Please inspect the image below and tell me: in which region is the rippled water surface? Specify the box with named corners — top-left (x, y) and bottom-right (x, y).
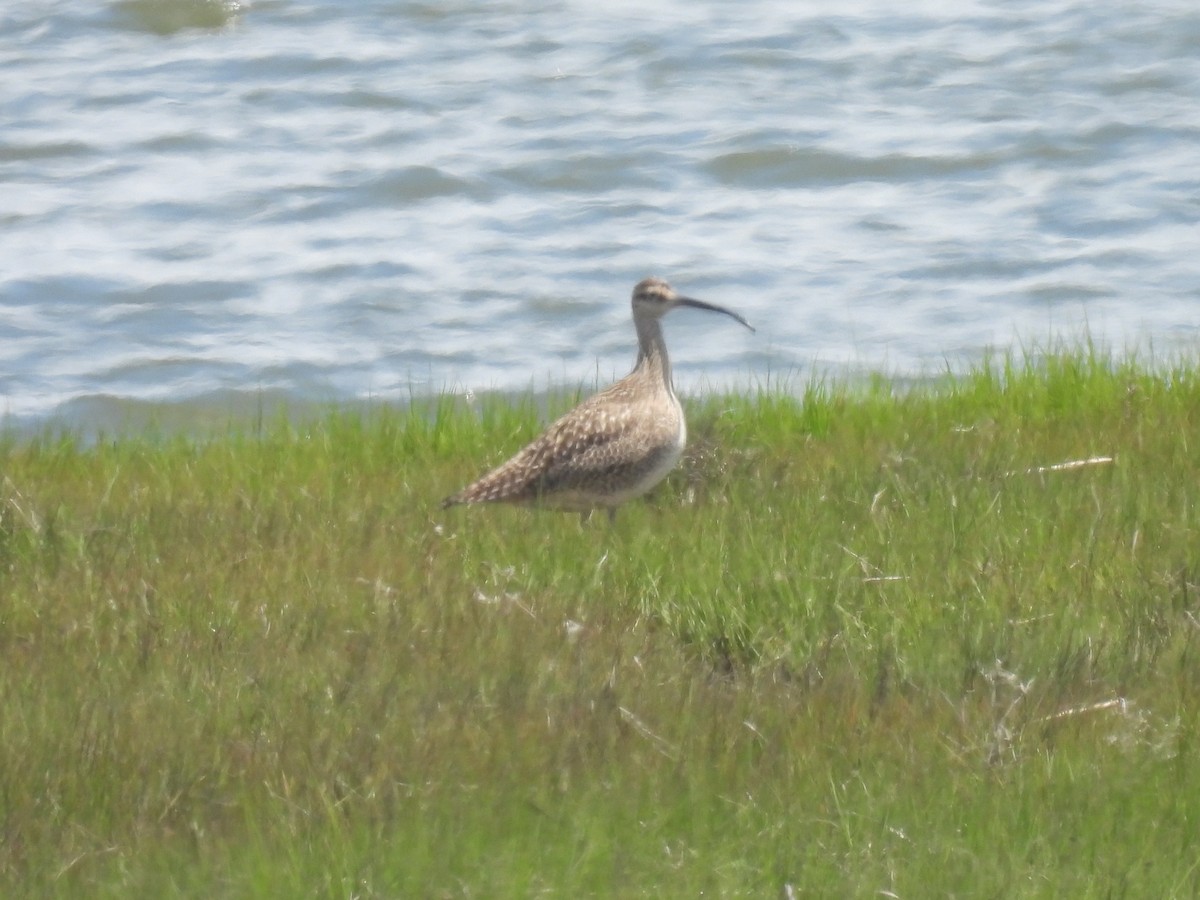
top-left (3, 0), bottom-right (1199, 428)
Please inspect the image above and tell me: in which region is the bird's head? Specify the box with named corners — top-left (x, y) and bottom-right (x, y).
top-left (631, 276), bottom-right (754, 331)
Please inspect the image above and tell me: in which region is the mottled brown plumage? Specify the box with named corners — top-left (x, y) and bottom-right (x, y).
top-left (441, 277), bottom-right (753, 518)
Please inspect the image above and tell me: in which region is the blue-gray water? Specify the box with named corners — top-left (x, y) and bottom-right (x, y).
top-left (3, 0), bottom-right (1199, 431)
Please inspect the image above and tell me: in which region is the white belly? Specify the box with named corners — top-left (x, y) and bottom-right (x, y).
top-left (596, 412), bottom-right (686, 509)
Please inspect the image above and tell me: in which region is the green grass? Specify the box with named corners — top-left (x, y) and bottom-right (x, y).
top-left (2, 348), bottom-right (1199, 896)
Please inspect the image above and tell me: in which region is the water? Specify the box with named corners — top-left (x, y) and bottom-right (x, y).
top-left (3, 0), bottom-right (1199, 431)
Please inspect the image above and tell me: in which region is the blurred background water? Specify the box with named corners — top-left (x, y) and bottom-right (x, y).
top-left (2, 0), bottom-right (1198, 432)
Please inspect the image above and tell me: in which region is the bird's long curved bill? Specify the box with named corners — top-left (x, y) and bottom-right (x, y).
top-left (677, 296), bottom-right (755, 332)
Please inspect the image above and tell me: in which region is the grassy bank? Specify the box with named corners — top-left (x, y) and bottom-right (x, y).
top-left (2, 350), bottom-right (1199, 896)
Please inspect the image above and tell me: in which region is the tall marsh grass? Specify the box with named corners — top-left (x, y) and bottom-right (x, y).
top-left (1, 350), bottom-right (1198, 896)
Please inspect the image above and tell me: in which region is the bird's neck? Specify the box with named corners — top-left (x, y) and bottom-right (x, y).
top-left (635, 315), bottom-right (674, 393)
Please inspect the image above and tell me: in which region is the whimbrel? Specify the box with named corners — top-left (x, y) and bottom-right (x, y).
top-left (441, 277), bottom-right (753, 519)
